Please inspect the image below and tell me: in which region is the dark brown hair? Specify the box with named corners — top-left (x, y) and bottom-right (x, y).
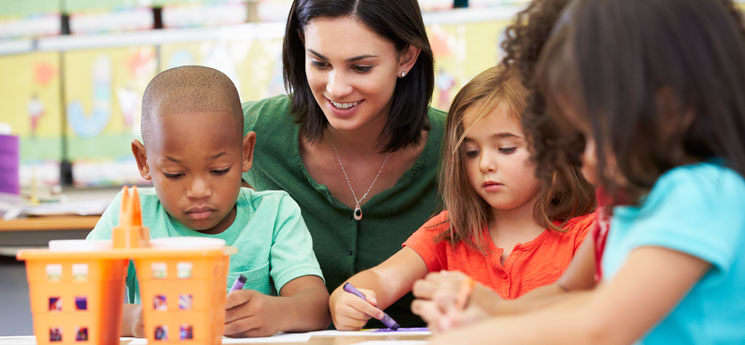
top-left (282, 0), bottom-right (434, 152)
top-left (536, 0), bottom-right (745, 204)
top-left (438, 65), bottom-right (595, 251)
top-left (141, 65), bottom-right (243, 146)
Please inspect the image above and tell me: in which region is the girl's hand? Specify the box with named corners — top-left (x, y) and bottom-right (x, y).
top-left (412, 270), bottom-right (468, 306)
top-left (224, 290), bottom-right (281, 337)
top-left (329, 285), bottom-right (385, 330)
top-left (411, 298), bottom-right (489, 333)
top-left (411, 271), bottom-right (493, 332)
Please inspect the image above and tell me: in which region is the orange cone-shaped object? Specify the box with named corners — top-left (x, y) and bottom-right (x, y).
top-left (113, 186), bottom-right (150, 249)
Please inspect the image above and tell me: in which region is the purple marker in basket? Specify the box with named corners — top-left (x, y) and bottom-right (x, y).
top-left (229, 274), bottom-right (247, 293)
top-left (343, 282), bottom-right (400, 330)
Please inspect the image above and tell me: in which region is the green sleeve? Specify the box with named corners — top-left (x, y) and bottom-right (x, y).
top-left (242, 99), bottom-right (265, 136)
top-left (269, 194), bottom-right (325, 293)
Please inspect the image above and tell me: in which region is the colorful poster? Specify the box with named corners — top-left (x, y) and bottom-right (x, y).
top-left (63, 46), bottom-right (156, 186)
top-left (0, 51), bottom-right (62, 186)
top-left (427, 19), bottom-right (510, 110)
top-left (159, 37), bottom-right (285, 102)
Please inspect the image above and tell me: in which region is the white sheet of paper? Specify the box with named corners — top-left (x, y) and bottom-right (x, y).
top-left (309, 329), bottom-right (432, 337)
top-left (126, 333), bottom-right (311, 344)
top-left (221, 333), bottom-right (312, 343)
top-left (351, 341), bottom-right (429, 345)
top-left (0, 336), bottom-right (37, 345)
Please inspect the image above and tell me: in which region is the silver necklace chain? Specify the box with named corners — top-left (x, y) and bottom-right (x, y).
top-left (329, 135), bottom-right (390, 220)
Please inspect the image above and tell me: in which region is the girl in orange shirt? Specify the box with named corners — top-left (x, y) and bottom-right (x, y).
top-left (328, 65), bottom-right (596, 330)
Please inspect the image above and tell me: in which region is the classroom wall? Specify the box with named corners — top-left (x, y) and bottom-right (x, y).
top-left (0, 7), bottom-right (514, 188)
top-left (0, 5), bottom-right (514, 336)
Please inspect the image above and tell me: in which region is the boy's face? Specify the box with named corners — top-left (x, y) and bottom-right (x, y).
top-left (132, 111), bottom-right (254, 234)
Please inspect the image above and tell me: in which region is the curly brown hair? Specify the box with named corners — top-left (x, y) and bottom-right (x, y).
top-left (499, 0), bottom-right (585, 186)
top-left (536, 0), bottom-right (745, 205)
top-left (501, 0), bottom-right (745, 195)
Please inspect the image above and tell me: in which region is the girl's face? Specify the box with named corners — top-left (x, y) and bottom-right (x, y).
top-left (303, 16), bottom-right (405, 133)
top-left (558, 100), bottom-right (622, 187)
top-left (462, 102), bottom-right (541, 211)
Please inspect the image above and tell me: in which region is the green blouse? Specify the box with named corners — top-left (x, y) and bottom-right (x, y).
top-left (242, 95), bottom-right (446, 327)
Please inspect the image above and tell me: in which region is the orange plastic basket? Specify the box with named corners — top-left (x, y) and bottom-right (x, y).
top-left (17, 186), bottom-right (235, 345)
top-left (18, 251), bottom-right (129, 345)
top-left (134, 249), bottom-right (230, 344)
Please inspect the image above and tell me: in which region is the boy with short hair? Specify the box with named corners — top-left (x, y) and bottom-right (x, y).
top-left (87, 66), bottom-right (330, 337)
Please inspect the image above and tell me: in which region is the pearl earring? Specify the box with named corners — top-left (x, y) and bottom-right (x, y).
top-left (400, 71), bottom-right (407, 78)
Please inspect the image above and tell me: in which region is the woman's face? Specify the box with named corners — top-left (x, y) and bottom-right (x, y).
top-left (303, 16), bottom-right (405, 133)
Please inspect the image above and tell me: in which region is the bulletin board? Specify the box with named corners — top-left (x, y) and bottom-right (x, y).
top-left (429, 19), bottom-right (510, 110)
top-left (62, 46), bottom-right (156, 186)
top-left (0, 51), bottom-right (63, 186)
top-left (0, 8), bottom-right (515, 187)
top-left (158, 37), bottom-right (285, 102)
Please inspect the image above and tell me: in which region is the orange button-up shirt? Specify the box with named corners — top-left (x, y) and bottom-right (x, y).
top-left (404, 210), bottom-right (595, 299)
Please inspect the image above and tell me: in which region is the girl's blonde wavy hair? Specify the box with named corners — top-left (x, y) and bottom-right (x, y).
top-left (437, 65), bottom-right (595, 252)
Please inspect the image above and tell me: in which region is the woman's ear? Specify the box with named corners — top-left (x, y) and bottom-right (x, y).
top-left (131, 140), bottom-right (152, 180)
top-left (398, 45), bottom-right (421, 77)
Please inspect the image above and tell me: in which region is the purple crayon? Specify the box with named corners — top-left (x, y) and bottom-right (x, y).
top-left (343, 282), bottom-right (400, 330)
top-left (229, 274), bottom-right (247, 293)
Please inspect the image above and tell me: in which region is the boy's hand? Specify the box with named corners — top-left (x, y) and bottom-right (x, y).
top-left (224, 290), bottom-right (281, 337)
top-left (122, 304), bottom-right (145, 337)
top-left (329, 285), bottom-right (385, 330)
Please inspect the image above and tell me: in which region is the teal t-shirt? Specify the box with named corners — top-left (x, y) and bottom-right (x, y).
top-left (87, 187), bottom-right (324, 304)
top-left (242, 95), bottom-right (446, 327)
top-left (603, 162), bottom-right (745, 344)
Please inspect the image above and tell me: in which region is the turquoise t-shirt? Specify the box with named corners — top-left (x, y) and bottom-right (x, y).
top-left (603, 162), bottom-right (745, 344)
top-left (87, 187), bottom-right (324, 304)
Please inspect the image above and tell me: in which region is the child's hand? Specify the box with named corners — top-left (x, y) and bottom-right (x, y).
top-left (412, 270), bottom-right (469, 310)
top-left (411, 271), bottom-right (490, 332)
top-left (122, 304), bottom-right (145, 337)
top-left (224, 290), bottom-right (281, 337)
top-left (329, 285), bottom-right (385, 330)
top-left (411, 298), bottom-right (489, 333)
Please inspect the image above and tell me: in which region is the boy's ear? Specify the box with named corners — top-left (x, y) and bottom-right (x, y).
top-left (242, 131), bottom-right (256, 172)
top-left (398, 44), bottom-right (421, 77)
top-left (131, 140), bottom-right (152, 180)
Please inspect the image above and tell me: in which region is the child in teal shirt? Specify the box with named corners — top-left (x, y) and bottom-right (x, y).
top-left (87, 65), bottom-right (330, 337)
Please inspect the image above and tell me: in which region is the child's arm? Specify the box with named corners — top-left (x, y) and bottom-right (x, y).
top-left (427, 246), bottom-right (709, 345)
top-left (329, 247), bottom-right (429, 330)
top-left (412, 231), bottom-right (598, 331)
top-left (224, 275), bottom-right (329, 337)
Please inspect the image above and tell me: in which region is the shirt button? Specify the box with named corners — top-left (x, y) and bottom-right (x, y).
top-left (501, 273), bottom-right (508, 279)
top-left (347, 250), bottom-right (354, 256)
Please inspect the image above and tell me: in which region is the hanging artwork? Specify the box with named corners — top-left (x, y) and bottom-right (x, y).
top-left (0, 51), bottom-right (62, 186)
top-left (63, 46), bottom-right (156, 186)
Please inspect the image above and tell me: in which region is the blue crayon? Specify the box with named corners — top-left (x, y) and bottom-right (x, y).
top-left (343, 282), bottom-right (400, 330)
top-left (229, 274), bottom-right (247, 293)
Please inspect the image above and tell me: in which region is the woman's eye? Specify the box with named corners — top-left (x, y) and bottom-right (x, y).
top-left (163, 172), bottom-right (184, 179)
top-left (211, 168), bottom-right (230, 175)
top-left (311, 60), bottom-right (330, 69)
top-left (499, 147), bottom-right (517, 154)
top-left (352, 65), bottom-right (372, 73)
